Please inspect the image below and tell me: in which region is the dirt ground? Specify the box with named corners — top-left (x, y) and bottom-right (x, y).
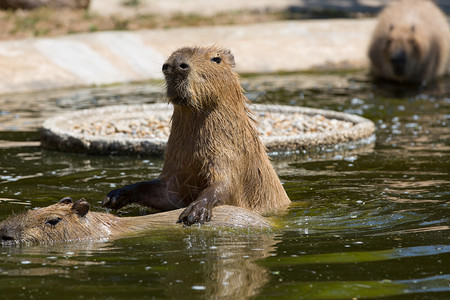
top-left (0, 4), bottom-right (378, 41)
top-left (0, 7), bottom-right (290, 41)
top-left (1, 0), bottom-right (448, 41)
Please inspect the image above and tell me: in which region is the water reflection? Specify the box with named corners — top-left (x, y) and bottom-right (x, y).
top-left (1, 230), bottom-right (279, 299)
top-left (165, 232), bottom-right (277, 299)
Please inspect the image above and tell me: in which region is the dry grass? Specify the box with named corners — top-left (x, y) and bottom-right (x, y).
top-left (0, 8), bottom-right (285, 40)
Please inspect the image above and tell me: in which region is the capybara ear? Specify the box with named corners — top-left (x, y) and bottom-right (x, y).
top-left (71, 198), bottom-right (90, 217)
top-left (58, 197), bottom-right (73, 204)
top-left (219, 48), bottom-right (235, 68)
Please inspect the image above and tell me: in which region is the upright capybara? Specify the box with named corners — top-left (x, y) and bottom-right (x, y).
top-left (0, 197), bottom-right (270, 245)
top-left (368, 0), bottom-right (450, 83)
top-left (102, 46), bottom-right (290, 225)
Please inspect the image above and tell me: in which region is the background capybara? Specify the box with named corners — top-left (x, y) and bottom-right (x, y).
top-left (102, 46), bottom-right (290, 225)
top-left (368, 0), bottom-right (450, 83)
top-left (0, 197), bottom-right (270, 245)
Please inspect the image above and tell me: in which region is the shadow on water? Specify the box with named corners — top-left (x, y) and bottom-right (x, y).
top-left (0, 71), bottom-right (449, 299)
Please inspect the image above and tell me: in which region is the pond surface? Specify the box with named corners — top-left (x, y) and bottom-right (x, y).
top-left (0, 72), bottom-right (449, 299)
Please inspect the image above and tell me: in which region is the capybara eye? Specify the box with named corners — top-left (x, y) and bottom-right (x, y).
top-left (211, 57), bottom-right (222, 64)
top-left (45, 217), bottom-right (62, 227)
top-left (58, 197), bottom-right (73, 204)
top-left (162, 63), bottom-right (169, 72)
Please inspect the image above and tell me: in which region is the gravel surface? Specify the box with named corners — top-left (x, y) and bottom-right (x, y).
top-left (41, 103), bottom-right (375, 155)
top-left (72, 110), bottom-right (354, 140)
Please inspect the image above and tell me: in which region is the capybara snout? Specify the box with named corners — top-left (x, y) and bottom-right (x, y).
top-left (0, 197), bottom-right (95, 245)
top-left (390, 50), bottom-right (407, 76)
top-left (0, 228), bottom-right (15, 243)
top-left (162, 60), bottom-right (190, 74)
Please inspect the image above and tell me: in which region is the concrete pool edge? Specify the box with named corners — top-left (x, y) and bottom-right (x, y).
top-left (0, 18), bottom-right (376, 96)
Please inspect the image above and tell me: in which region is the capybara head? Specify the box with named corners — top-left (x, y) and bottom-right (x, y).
top-left (383, 23), bottom-right (425, 80)
top-left (0, 197), bottom-right (99, 245)
top-left (162, 46), bottom-right (242, 110)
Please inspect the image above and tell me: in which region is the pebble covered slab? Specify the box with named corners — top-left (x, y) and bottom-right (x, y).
top-left (41, 103), bottom-right (375, 155)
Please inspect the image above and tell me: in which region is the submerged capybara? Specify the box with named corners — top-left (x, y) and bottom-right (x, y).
top-left (0, 197), bottom-right (270, 245)
top-left (102, 46), bottom-right (290, 225)
top-left (368, 0), bottom-right (450, 83)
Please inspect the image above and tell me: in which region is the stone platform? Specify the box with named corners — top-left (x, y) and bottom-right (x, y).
top-left (41, 103), bottom-right (375, 156)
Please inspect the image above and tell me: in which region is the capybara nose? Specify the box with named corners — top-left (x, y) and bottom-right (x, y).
top-left (162, 61), bottom-right (190, 74)
top-left (1, 235), bottom-right (14, 242)
top-left (178, 62), bottom-right (189, 71)
top-left (0, 228), bottom-right (14, 242)
top-left (390, 51), bottom-right (407, 76)
top-left (391, 51), bottom-right (406, 65)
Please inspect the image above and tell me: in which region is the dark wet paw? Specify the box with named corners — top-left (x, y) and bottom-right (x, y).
top-left (102, 188), bottom-right (131, 210)
top-left (177, 202), bottom-right (212, 226)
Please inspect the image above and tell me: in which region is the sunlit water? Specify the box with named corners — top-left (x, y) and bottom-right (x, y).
top-left (0, 72), bottom-right (449, 299)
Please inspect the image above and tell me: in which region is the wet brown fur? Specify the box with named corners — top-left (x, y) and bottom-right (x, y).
top-left (368, 0), bottom-right (450, 83)
top-left (0, 199), bottom-right (119, 245)
top-left (162, 46), bottom-right (290, 213)
top-left (102, 46), bottom-right (290, 225)
top-left (0, 198), bottom-right (270, 245)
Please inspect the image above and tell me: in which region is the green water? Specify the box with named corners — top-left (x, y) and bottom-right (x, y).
top-left (0, 72), bottom-right (449, 299)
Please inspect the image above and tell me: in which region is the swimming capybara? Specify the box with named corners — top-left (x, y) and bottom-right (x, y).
top-left (368, 0), bottom-right (450, 83)
top-left (0, 197), bottom-right (270, 245)
top-left (102, 46), bottom-right (291, 225)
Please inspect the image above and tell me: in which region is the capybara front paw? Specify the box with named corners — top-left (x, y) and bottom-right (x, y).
top-left (102, 188), bottom-right (131, 210)
top-left (177, 202), bottom-right (212, 226)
